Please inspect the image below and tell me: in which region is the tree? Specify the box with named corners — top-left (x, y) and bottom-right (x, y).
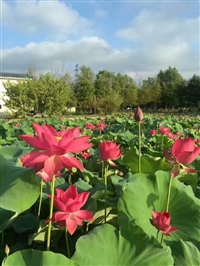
top-left (179, 75), bottom-right (200, 108)
top-left (4, 73), bottom-right (74, 117)
top-left (97, 90), bottom-right (123, 114)
top-left (141, 77), bottom-right (162, 109)
top-left (115, 74), bottom-right (138, 110)
top-left (3, 80), bottom-right (36, 117)
top-left (75, 66), bottom-right (95, 112)
top-left (157, 67), bottom-right (184, 107)
top-left (94, 70), bottom-right (116, 98)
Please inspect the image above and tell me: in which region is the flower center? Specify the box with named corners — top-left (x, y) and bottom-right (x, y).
top-left (55, 136), bottom-right (62, 141)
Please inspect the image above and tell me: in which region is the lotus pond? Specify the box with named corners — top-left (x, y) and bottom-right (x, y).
top-left (0, 111), bottom-right (200, 266)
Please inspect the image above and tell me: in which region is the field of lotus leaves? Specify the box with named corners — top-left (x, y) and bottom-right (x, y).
top-left (0, 110), bottom-right (200, 265)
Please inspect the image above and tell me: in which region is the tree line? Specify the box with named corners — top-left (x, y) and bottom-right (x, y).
top-left (3, 66), bottom-right (200, 116)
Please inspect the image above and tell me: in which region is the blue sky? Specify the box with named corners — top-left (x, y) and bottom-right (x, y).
top-left (1, 0), bottom-right (199, 81)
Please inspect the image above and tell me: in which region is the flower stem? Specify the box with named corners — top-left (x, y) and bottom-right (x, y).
top-left (38, 179), bottom-right (44, 218)
top-left (46, 175), bottom-right (56, 251)
top-left (138, 121), bottom-right (141, 173)
top-left (104, 163), bottom-right (109, 223)
top-left (65, 229), bottom-right (71, 259)
top-left (156, 230), bottom-right (159, 240)
top-left (0, 231), bottom-right (4, 248)
top-left (161, 174), bottom-right (173, 246)
top-left (166, 175), bottom-right (173, 212)
top-left (161, 234), bottom-right (164, 245)
top-left (161, 135), bottom-right (164, 152)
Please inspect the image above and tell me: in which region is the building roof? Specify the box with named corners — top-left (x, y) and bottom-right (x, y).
top-left (0, 72), bottom-right (32, 79)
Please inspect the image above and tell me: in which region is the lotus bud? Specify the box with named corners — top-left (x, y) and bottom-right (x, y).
top-left (5, 244), bottom-right (10, 257)
top-left (134, 107), bottom-right (144, 122)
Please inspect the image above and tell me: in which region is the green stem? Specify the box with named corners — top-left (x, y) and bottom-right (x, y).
top-left (0, 231), bottom-right (4, 249)
top-left (156, 230), bottom-right (159, 241)
top-left (102, 161), bottom-right (104, 180)
top-left (68, 173), bottom-right (72, 185)
top-left (46, 175), bottom-right (56, 251)
top-left (161, 234), bottom-right (164, 245)
top-left (166, 175), bottom-right (173, 212)
top-left (65, 229), bottom-right (71, 258)
top-left (161, 135), bottom-right (164, 152)
top-left (38, 179), bottom-right (44, 218)
top-left (138, 122), bottom-right (141, 173)
top-left (161, 174), bottom-right (173, 246)
top-left (104, 163), bottom-right (109, 223)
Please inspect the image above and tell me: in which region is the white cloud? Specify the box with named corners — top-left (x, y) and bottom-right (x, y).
top-left (2, 0), bottom-right (92, 38)
top-left (116, 9), bottom-right (199, 45)
top-left (94, 9), bottom-right (108, 19)
top-left (1, 5), bottom-right (199, 82)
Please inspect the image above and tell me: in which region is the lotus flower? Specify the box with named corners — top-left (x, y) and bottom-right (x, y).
top-left (134, 107), bottom-right (143, 122)
top-left (150, 129), bottom-right (156, 136)
top-left (97, 121), bottom-right (107, 131)
top-left (86, 123), bottom-right (95, 131)
top-left (171, 137), bottom-right (200, 165)
top-left (20, 123), bottom-right (92, 176)
top-left (150, 210), bottom-right (178, 236)
top-left (47, 186), bottom-right (93, 235)
top-left (100, 140), bottom-right (122, 166)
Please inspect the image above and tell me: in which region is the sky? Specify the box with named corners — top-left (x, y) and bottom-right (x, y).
top-left (1, 0), bottom-right (200, 82)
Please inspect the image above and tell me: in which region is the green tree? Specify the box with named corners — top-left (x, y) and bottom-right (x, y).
top-left (4, 73), bottom-right (73, 117)
top-left (97, 90), bottom-right (123, 114)
top-left (94, 70), bottom-right (116, 98)
top-left (157, 67), bottom-right (184, 107)
top-left (3, 80), bottom-right (36, 117)
top-left (141, 77), bottom-right (162, 109)
top-left (179, 75), bottom-right (200, 108)
top-left (115, 74), bottom-right (138, 111)
top-left (75, 66), bottom-right (95, 112)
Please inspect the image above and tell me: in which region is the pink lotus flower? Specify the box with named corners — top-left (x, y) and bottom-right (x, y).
top-left (47, 186), bottom-right (93, 235)
top-left (20, 123), bottom-right (92, 176)
top-left (100, 140), bottom-right (122, 166)
top-left (159, 126), bottom-right (170, 135)
top-left (134, 107), bottom-right (143, 122)
top-left (150, 129), bottom-right (156, 136)
top-left (150, 210), bottom-right (178, 236)
top-left (14, 123), bottom-right (20, 127)
top-left (164, 137), bottom-right (200, 175)
top-left (97, 121), bottom-right (107, 131)
top-left (37, 170), bottom-right (62, 183)
top-left (171, 137), bottom-right (200, 165)
top-left (86, 123), bottom-right (95, 131)
top-left (81, 151), bottom-right (91, 160)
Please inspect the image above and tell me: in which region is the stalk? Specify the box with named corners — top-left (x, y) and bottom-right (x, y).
top-left (65, 229), bottom-right (71, 258)
top-left (37, 179), bottom-right (44, 217)
top-left (104, 163), bottom-right (109, 223)
top-left (46, 175), bottom-right (56, 251)
top-left (138, 121), bottom-right (141, 173)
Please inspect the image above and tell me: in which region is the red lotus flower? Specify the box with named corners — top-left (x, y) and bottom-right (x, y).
top-left (14, 123), bottom-right (20, 127)
top-left (86, 123), bottom-right (95, 131)
top-left (20, 123), bottom-right (92, 176)
top-left (36, 170), bottom-right (62, 183)
top-left (159, 126), bottom-right (170, 135)
top-left (134, 107), bottom-right (143, 122)
top-left (47, 186), bottom-right (93, 235)
top-left (100, 140), bottom-right (122, 166)
top-left (171, 137), bottom-right (200, 165)
top-left (150, 129), bottom-right (156, 136)
top-left (97, 121), bottom-right (107, 131)
top-left (150, 210), bottom-right (178, 236)
top-left (81, 151), bottom-right (91, 160)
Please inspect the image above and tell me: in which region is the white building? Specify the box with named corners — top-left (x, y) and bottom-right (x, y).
top-left (0, 72), bottom-right (32, 116)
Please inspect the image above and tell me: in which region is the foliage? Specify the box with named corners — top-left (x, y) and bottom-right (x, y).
top-left (157, 67), bottom-right (185, 107)
top-left (0, 113), bottom-right (200, 265)
top-left (3, 73), bottom-right (75, 117)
